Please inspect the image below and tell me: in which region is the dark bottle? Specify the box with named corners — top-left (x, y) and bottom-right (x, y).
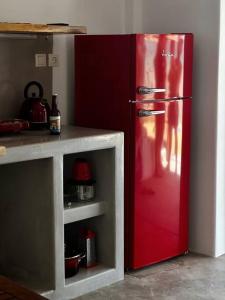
top-left (49, 94), bottom-right (61, 135)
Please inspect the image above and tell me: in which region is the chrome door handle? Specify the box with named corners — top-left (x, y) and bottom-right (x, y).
top-left (137, 86), bottom-right (166, 95)
top-left (138, 110), bottom-right (165, 117)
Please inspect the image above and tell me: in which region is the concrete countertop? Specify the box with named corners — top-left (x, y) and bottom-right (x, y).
top-left (0, 125), bottom-right (123, 165)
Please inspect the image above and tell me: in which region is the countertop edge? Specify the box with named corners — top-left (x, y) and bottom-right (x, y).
top-left (0, 126), bottom-right (124, 165)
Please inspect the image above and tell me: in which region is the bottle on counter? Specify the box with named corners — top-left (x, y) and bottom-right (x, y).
top-left (49, 94), bottom-right (61, 135)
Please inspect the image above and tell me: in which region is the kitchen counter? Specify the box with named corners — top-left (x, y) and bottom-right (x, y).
top-left (0, 126), bottom-right (122, 164)
top-left (0, 126), bottom-right (124, 300)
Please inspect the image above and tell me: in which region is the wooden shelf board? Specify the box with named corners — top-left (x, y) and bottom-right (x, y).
top-left (0, 22), bottom-right (86, 34)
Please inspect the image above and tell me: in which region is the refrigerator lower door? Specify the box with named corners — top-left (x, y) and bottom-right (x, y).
top-left (131, 99), bottom-right (191, 269)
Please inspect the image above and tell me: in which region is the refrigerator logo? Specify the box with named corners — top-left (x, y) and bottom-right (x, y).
top-left (161, 50), bottom-right (175, 57)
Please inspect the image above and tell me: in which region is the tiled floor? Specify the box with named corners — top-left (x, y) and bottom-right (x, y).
top-left (76, 253), bottom-right (225, 300)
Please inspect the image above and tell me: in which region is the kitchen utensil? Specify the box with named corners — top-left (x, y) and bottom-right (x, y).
top-left (0, 119), bottom-right (29, 133)
top-left (75, 180), bottom-right (95, 201)
top-left (64, 245), bottom-right (85, 278)
top-left (20, 81), bottom-right (49, 129)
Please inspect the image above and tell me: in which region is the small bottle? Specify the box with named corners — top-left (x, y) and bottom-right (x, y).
top-left (79, 229), bottom-right (97, 268)
top-left (49, 94), bottom-right (61, 135)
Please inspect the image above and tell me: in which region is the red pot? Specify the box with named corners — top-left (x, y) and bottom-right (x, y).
top-left (65, 253), bottom-right (85, 278)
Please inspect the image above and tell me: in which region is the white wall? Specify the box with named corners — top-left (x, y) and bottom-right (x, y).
top-left (215, 0), bottom-right (225, 256)
top-left (0, 0), bottom-right (126, 30)
top-left (129, 0), bottom-right (222, 256)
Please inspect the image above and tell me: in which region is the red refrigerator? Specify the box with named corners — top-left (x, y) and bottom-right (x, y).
top-left (74, 34), bottom-right (193, 269)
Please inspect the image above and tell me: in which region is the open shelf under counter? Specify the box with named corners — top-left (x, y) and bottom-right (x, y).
top-left (64, 199), bottom-right (105, 224)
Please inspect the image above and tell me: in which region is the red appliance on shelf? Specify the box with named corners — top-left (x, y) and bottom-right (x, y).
top-left (74, 34), bottom-right (193, 269)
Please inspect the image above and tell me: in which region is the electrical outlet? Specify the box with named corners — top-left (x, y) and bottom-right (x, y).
top-left (35, 54), bottom-right (47, 67)
top-left (48, 54), bottom-right (59, 67)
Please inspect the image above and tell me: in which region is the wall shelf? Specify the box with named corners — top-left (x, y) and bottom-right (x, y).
top-left (0, 22), bottom-right (86, 34)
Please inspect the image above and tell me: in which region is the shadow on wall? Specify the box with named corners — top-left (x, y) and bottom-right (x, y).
top-left (0, 36), bottom-right (52, 120)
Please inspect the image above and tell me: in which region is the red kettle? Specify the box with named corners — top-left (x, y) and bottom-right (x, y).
top-left (20, 81), bottom-right (50, 129)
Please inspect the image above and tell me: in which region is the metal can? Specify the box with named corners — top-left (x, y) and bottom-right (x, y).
top-left (75, 180), bottom-right (95, 201)
top-left (79, 229), bottom-right (97, 268)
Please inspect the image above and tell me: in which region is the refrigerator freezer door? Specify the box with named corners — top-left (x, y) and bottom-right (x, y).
top-left (131, 99), bottom-right (191, 269)
top-left (134, 34), bottom-right (193, 101)
top-left (75, 34), bottom-right (131, 131)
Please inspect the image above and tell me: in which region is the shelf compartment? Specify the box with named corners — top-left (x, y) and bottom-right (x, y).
top-left (63, 148), bottom-right (115, 205)
top-left (0, 158), bottom-right (55, 293)
top-left (64, 200), bottom-right (105, 224)
top-left (64, 216), bottom-right (116, 281)
top-left (0, 22), bottom-right (86, 34)
top-left (65, 264), bottom-right (114, 286)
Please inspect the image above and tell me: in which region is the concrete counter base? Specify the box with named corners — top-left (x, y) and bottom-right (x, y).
top-left (0, 126), bottom-right (124, 299)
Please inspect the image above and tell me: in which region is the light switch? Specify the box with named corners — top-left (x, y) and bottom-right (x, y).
top-left (48, 54), bottom-right (59, 67)
top-left (35, 54), bottom-right (47, 67)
